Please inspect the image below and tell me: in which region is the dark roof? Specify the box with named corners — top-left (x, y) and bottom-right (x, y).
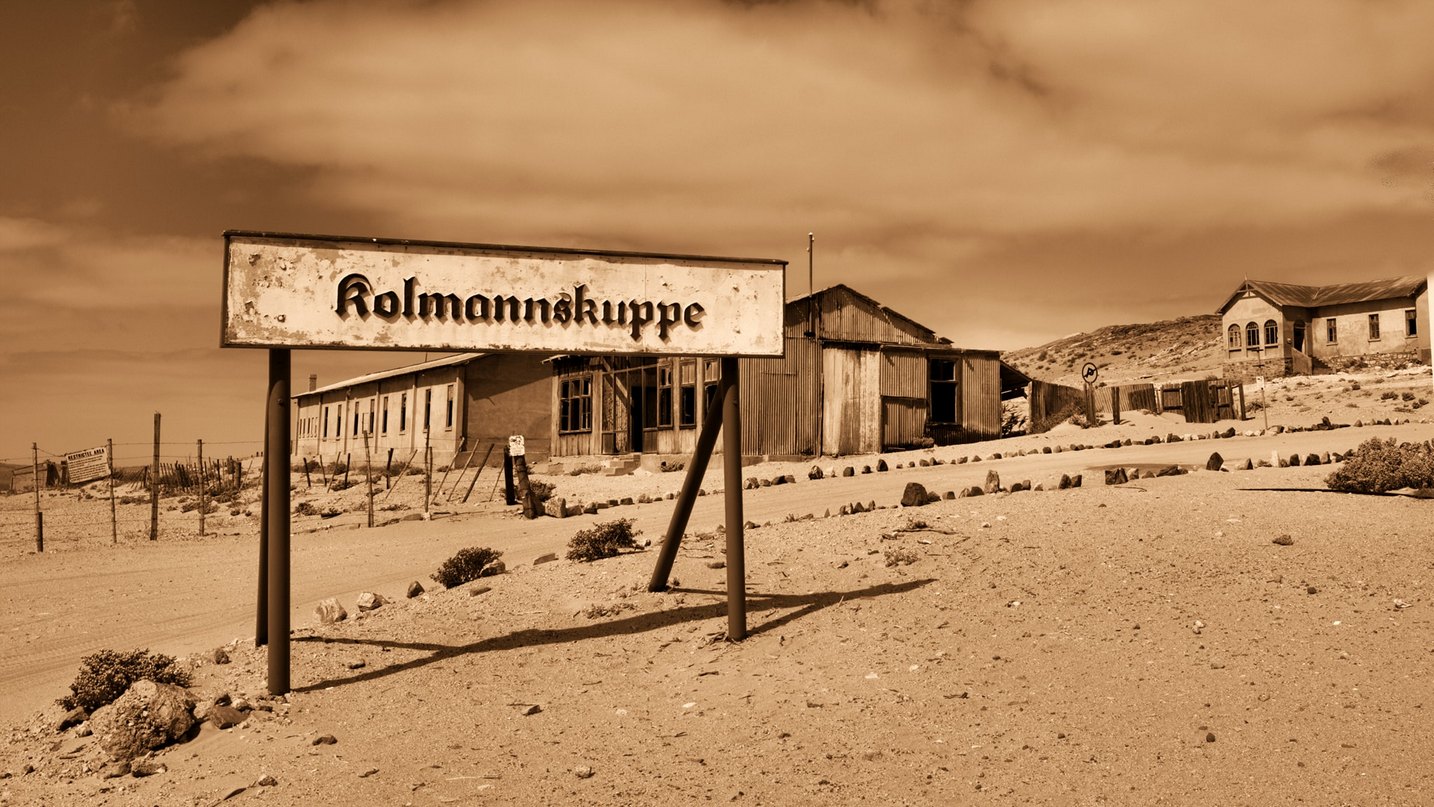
top-left (1219, 275), bottom-right (1426, 314)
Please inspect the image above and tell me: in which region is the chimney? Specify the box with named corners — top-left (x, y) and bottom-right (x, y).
top-left (308, 374), bottom-right (318, 392)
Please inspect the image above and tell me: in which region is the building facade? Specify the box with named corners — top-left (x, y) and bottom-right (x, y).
top-left (291, 353), bottom-right (551, 467)
top-left (549, 285), bottom-right (1028, 461)
top-left (1219, 275), bottom-right (1430, 378)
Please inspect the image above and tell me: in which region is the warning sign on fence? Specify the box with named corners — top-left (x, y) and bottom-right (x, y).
top-left (65, 445), bottom-right (111, 485)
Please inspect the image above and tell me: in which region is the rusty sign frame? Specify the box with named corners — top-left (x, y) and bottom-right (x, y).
top-left (222, 230), bottom-right (787, 695)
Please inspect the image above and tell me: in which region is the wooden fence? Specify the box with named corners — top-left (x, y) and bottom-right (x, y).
top-left (1158, 380), bottom-right (1245, 423)
top-left (1028, 380), bottom-right (1086, 433)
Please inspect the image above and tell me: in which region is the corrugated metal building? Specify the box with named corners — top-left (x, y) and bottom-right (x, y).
top-left (1219, 275), bottom-right (1430, 377)
top-left (291, 353), bottom-right (551, 467)
top-left (550, 285), bottom-right (1028, 460)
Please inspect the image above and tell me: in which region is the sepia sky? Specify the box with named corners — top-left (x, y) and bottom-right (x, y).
top-left (3, 0), bottom-right (1434, 461)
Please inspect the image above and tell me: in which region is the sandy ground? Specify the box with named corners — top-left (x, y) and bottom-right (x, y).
top-left (0, 366), bottom-right (1430, 805)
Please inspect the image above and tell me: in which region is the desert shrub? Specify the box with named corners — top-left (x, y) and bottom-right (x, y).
top-left (1326, 438), bottom-right (1434, 494)
top-left (883, 547), bottom-right (919, 567)
top-left (432, 546), bottom-right (504, 588)
top-left (1401, 391), bottom-right (1416, 402)
top-left (1037, 350), bottom-right (1049, 361)
top-left (1381, 391), bottom-right (1398, 400)
top-left (329, 461), bottom-right (348, 475)
top-left (529, 480), bottom-right (555, 504)
top-left (1066, 410), bottom-right (1092, 428)
top-left (294, 501), bottom-right (319, 516)
top-left (329, 478), bottom-right (356, 492)
top-left (1348, 381), bottom-right (1361, 391)
top-left (60, 649), bottom-right (192, 713)
top-left (566, 518), bottom-right (639, 562)
top-left (1029, 402), bottom-right (1079, 434)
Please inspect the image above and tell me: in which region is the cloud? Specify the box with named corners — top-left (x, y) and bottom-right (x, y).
top-left (0, 217), bottom-right (69, 253)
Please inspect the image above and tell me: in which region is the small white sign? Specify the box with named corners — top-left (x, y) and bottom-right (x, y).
top-left (508, 435), bottom-right (526, 457)
top-left (223, 232), bottom-right (786, 357)
top-left (65, 445), bottom-right (111, 485)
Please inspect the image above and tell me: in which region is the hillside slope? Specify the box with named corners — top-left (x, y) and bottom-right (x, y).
top-left (1005, 314), bottom-right (1222, 386)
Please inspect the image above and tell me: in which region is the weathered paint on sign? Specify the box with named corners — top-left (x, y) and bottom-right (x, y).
top-left (65, 445), bottom-right (111, 485)
top-left (223, 232), bottom-right (786, 357)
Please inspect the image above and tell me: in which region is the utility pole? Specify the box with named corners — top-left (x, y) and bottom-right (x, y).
top-left (197, 438), bottom-right (206, 537)
top-left (108, 438), bottom-right (117, 544)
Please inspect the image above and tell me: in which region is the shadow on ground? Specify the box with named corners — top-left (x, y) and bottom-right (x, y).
top-left (293, 578), bottom-right (934, 693)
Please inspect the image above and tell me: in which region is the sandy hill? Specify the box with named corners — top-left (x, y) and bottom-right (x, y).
top-left (1005, 314), bottom-right (1222, 386)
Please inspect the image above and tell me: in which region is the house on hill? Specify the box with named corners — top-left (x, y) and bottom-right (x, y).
top-left (549, 284), bottom-right (1029, 463)
top-left (1219, 275), bottom-right (1430, 378)
top-left (290, 353), bottom-right (551, 467)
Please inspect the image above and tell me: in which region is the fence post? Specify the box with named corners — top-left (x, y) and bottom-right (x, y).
top-left (150, 412), bottom-right (160, 540)
top-left (363, 430), bottom-right (374, 528)
top-left (197, 439), bottom-right (206, 537)
top-left (108, 438), bottom-right (117, 544)
top-left (33, 443), bottom-right (43, 553)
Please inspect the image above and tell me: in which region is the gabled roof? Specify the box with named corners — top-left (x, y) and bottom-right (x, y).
top-left (1218, 275), bottom-right (1426, 314)
top-left (787, 283), bottom-right (951, 345)
top-left (295, 353), bottom-right (483, 399)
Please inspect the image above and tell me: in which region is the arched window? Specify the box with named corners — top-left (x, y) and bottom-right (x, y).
top-left (1264, 320), bottom-right (1278, 346)
top-left (1246, 322), bottom-right (1260, 348)
top-left (1227, 324), bottom-right (1241, 349)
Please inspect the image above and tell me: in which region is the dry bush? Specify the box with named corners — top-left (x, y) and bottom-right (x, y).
top-left (60, 649), bottom-right (192, 713)
top-left (1326, 438), bottom-right (1434, 494)
top-left (884, 547), bottom-right (919, 567)
top-left (432, 547), bottom-right (504, 588)
top-left (566, 519), bottom-right (639, 562)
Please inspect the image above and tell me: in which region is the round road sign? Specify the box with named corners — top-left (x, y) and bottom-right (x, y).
top-left (1081, 362), bottom-right (1099, 384)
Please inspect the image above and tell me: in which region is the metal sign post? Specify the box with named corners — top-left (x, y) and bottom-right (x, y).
top-left (1081, 362), bottom-right (1099, 427)
top-left (222, 231), bottom-right (784, 695)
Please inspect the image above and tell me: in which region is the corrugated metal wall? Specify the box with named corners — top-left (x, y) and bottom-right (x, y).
top-left (959, 354), bottom-right (1001, 439)
top-left (881, 349), bottom-right (928, 448)
top-left (816, 287), bottom-right (935, 345)
top-left (739, 335), bottom-right (821, 458)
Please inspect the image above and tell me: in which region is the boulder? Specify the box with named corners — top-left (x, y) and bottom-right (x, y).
top-left (1288, 454), bottom-right (1301, 467)
top-left (1057, 474), bottom-right (1072, 490)
top-left (406, 581), bottom-right (425, 598)
top-left (1304, 453), bottom-right (1320, 466)
top-left (982, 470), bottom-right (1002, 495)
top-left (842, 466), bottom-right (855, 477)
top-left (91, 680), bottom-right (196, 762)
top-left (355, 592), bottom-right (386, 612)
top-left (1206, 452), bottom-right (1224, 471)
top-left (900, 482), bottom-right (931, 508)
top-left (1104, 468), bottom-right (1128, 485)
top-left (966, 486), bottom-right (984, 497)
top-left (207, 704), bottom-right (248, 730)
top-left (1071, 473), bottom-right (1082, 488)
top-left (808, 465), bottom-right (824, 480)
top-left (315, 598), bottom-right (347, 624)
top-left (545, 497), bottom-right (568, 518)
top-left (876, 459), bottom-right (888, 472)
top-left (533, 553), bottom-right (558, 565)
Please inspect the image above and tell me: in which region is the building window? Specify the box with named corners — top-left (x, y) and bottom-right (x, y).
top-left (1227, 324), bottom-right (1241, 350)
top-left (399, 393), bottom-right (408, 433)
top-left (1245, 322), bottom-right (1259, 348)
top-left (930, 359), bottom-right (958, 424)
top-left (424, 389), bottom-right (432, 430)
top-left (445, 384), bottom-right (455, 430)
top-left (656, 362), bottom-right (674, 429)
top-left (323, 407), bottom-right (329, 438)
top-left (1263, 320), bottom-right (1277, 346)
top-left (367, 401), bottom-right (375, 435)
top-left (678, 360), bottom-right (697, 428)
top-left (353, 404), bottom-right (360, 437)
top-left (1326, 318), bottom-right (1337, 344)
top-left (1407, 309), bottom-right (1418, 337)
top-left (381, 396), bottom-right (389, 434)
top-left (703, 360), bottom-right (721, 411)
top-left (1369, 313), bottom-right (1380, 340)
top-left (559, 376), bottom-right (592, 434)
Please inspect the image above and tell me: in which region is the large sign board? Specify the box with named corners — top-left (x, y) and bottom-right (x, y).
top-left (222, 232), bottom-right (786, 356)
top-left (65, 445), bottom-right (111, 485)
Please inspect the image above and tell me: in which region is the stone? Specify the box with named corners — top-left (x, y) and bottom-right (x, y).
top-left (520, 704), bottom-right (542, 716)
top-left (406, 581), bottom-right (425, 598)
top-left (355, 592), bottom-right (386, 612)
top-left (91, 680), bottom-right (196, 762)
top-left (966, 486), bottom-right (984, 497)
top-left (468, 586), bottom-right (492, 597)
top-left (315, 598), bottom-right (347, 624)
top-left (1239, 459), bottom-right (1253, 471)
top-left (876, 459), bottom-right (888, 472)
top-left (808, 465), bottom-right (824, 480)
top-left (1071, 474), bottom-right (1082, 488)
top-left (1288, 454), bottom-right (1301, 467)
top-left (208, 705), bottom-right (248, 730)
top-left (1272, 534), bottom-right (1294, 546)
top-left (101, 761), bottom-right (130, 779)
top-left (1104, 468), bottom-right (1128, 485)
top-left (706, 560), bottom-right (726, 569)
top-left (842, 466), bottom-right (855, 477)
top-left (943, 490), bottom-right (956, 500)
top-left (479, 560), bottom-right (506, 577)
top-left (1156, 465), bottom-right (1182, 477)
top-left (54, 706), bottom-right (87, 733)
top-left (573, 765), bottom-right (595, 779)
top-left (256, 775), bottom-right (278, 787)
top-left (862, 465), bottom-right (872, 474)
top-left (1304, 453), bottom-right (1320, 466)
top-left (982, 470), bottom-right (1001, 495)
top-left (900, 482), bottom-right (930, 508)
top-left (211, 647), bottom-right (231, 665)
top-left (1205, 452), bottom-right (1223, 471)
top-left (346, 659), bottom-right (367, 670)
top-left (545, 497), bottom-right (568, 518)
top-left (130, 757), bottom-right (166, 777)
top-left (1058, 474), bottom-right (1072, 490)
top-left (312, 735), bottom-right (338, 746)
top-left (533, 553), bottom-right (558, 565)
